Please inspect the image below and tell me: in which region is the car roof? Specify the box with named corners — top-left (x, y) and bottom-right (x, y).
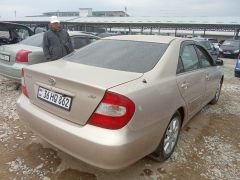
top-left (0, 22), bottom-right (33, 33)
top-left (103, 35), bottom-right (181, 44)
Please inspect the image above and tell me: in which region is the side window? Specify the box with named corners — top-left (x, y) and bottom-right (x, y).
top-left (180, 45), bottom-right (200, 72)
top-left (0, 30), bottom-right (10, 38)
top-left (0, 30), bottom-right (10, 45)
top-left (71, 37), bottom-right (91, 49)
top-left (14, 27), bottom-right (30, 40)
top-left (195, 45), bottom-right (213, 68)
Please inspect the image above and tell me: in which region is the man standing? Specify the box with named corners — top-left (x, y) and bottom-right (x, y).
top-left (43, 16), bottom-right (73, 61)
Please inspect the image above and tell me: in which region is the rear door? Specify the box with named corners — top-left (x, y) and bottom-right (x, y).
top-left (195, 45), bottom-right (220, 105)
top-left (176, 41), bottom-right (205, 119)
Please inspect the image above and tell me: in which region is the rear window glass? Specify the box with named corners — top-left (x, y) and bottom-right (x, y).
top-left (222, 40), bottom-right (240, 47)
top-left (19, 33), bottom-right (43, 47)
top-left (65, 40), bottom-right (168, 73)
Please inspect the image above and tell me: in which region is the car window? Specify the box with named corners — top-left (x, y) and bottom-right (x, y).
top-left (208, 39), bottom-right (218, 44)
top-left (19, 33), bottom-right (43, 47)
top-left (0, 31), bottom-right (10, 45)
top-left (71, 37), bottom-right (91, 49)
top-left (0, 31), bottom-right (10, 38)
top-left (198, 41), bottom-right (212, 50)
top-left (222, 40), bottom-right (240, 47)
top-left (65, 39), bottom-right (168, 73)
top-left (13, 27), bottom-right (30, 40)
top-left (195, 45), bottom-right (214, 68)
top-left (180, 45), bottom-right (200, 72)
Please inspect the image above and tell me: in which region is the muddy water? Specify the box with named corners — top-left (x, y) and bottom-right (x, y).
top-left (0, 58), bottom-right (239, 180)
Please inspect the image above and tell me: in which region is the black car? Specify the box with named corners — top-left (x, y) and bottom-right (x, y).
top-left (219, 39), bottom-right (240, 58)
top-left (0, 22), bottom-right (34, 46)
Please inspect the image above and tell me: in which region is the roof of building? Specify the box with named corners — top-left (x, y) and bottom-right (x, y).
top-left (1, 16), bottom-right (240, 31)
top-left (2, 16), bottom-right (240, 24)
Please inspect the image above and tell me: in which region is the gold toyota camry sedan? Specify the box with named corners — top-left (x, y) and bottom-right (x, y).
top-left (17, 35), bottom-right (224, 170)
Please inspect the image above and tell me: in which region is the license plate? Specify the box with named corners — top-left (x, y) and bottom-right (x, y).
top-left (37, 86), bottom-right (72, 111)
top-left (0, 53), bottom-right (10, 61)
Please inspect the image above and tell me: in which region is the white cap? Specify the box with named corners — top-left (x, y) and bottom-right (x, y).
top-left (50, 16), bottom-right (60, 23)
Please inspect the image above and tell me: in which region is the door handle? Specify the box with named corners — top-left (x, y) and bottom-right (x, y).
top-left (181, 82), bottom-right (189, 89)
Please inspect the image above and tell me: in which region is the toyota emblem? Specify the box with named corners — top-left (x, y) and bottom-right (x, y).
top-left (48, 78), bottom-right (56, 86)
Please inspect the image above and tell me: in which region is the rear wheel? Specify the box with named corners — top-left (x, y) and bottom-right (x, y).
top-left (210, 79), bottom-right (222, 104)
top-left (151, 111), bottom-right (182, 161)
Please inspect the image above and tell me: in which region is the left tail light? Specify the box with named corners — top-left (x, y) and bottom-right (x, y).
top-left (16, 50), bottom-right (32, 62)
top-left (88, 91), bottom-right (135, 129)
top-left (21, 68), bottom-right (29, 98)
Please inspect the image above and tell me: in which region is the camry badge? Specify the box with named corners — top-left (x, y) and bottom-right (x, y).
top-left (48, 78), bottom-right (56, 86)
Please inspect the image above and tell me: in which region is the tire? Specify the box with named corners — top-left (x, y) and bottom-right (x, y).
top-left (151, 111), bottom-right (182, 161)
top-left (210, 79), bottom-right (223, 105)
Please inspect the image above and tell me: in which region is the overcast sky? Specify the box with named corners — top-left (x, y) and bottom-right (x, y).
top-left (0, 0), bottom-right (239, 18)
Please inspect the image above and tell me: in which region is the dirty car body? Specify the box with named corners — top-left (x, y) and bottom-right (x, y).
top-left (17, 35), bottom-right (224, 170)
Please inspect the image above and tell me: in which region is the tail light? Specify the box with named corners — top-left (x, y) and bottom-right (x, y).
top-left (88, 92), bottom-right (135, 129)
top-left (16, 50), bottom-right (32, 62)
top-left (21, 68), bottom-right (29, 98)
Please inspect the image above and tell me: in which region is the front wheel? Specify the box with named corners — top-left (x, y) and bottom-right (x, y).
top-left (151, 111), bottom-right (182, 161)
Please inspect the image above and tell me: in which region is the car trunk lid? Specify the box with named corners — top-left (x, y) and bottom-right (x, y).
top-left (24, 60), bottom-right (143, 126)
top-left (0, 44), bottom-right (40, 64)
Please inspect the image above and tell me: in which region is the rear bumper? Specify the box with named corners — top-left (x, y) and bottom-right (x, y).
top-left (17, 94), bottom-right (160, 170)
top-left (0, 62), bottom-right (27, 82)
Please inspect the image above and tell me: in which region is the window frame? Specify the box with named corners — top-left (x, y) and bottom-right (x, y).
top-left (194, 44), bottom-right (215, 68)
top-left (177, 41), bottom-right (201, 74)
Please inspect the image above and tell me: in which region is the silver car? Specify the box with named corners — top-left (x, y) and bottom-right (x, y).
top-left (17, 35), bottom-right (224, 170)
top-left (0, 32), bottom-right (99, 82)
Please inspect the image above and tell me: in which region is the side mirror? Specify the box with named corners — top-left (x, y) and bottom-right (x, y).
top-left (215, 59), bottom-right (224, 66)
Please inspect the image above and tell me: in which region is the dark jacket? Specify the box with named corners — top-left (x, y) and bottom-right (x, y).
top-left (43, 28), bottom-right (73, 60)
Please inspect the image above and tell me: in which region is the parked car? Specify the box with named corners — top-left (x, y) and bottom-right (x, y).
top-left (207, 38), bottom-right (220, 49)
top-left (219, 39), bottom-right (240, 58)
top-left (0, 22), bottom-right (34, 46)
top-left (0, 31), bottom-right (99, 82)
top-left (194, 38), bottom-right (219, 60)
top-left (17, 35), bottom-right (224, 170)
top-left (235, 54), bottom-right (240, 77)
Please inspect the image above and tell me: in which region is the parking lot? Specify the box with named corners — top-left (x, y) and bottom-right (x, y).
top-left (0, 58), bottom-right (239, 180)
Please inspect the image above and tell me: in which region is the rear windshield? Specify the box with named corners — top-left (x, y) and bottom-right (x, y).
top-left (222, 40), bottom-right (240, 47)
top-left (19, 33), bottom-right (43, 47)
top-left (65, 40), bottom-right (168, 73)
